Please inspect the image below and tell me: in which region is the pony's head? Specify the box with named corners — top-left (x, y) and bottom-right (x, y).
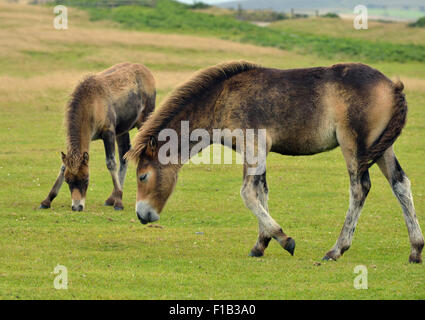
top-left (61, 151), bottom-right (89, 211)
top-left (126, 136), bottom-right (178, 224)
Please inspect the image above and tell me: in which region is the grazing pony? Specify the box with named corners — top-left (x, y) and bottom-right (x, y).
top-left (125, 61), bottom-right (423, 263)
top-left (40, 62), bottom-right (156, 211)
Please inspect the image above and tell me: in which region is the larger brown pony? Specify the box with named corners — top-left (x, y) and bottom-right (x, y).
top-left (125, 61), bottom-right (423, 263)
top-left (40, 62), bottom-right (156, 211)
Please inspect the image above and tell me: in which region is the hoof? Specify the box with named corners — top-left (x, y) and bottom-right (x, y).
top-left (39, 203), bottom-right (50, 209)
top-left (322, 255), bottom-right (335, 261)
top-left (103, 202), bottom-right (113, 207)
top-left (284, 237), bottom-right (295, 256)
top-left (114, 206), bottom-right (123, 211)
top-left (249, 249), bottom-right (264, 257)
top-left (409, 255), bottom-right (422, 264)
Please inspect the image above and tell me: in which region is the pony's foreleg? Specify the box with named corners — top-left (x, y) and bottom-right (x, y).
top-left (117, 133), bottom-right (131, 189)
top-left (377, 148), bottom-right (424, 263)
top-left (241, 170), bottom-right (295, 257)
top-left (323, 169), bottom-right (371, 261)
top-left (39, 165), bottom-right (65, 209)
top-left (103, 131), bottom-right (124, 210)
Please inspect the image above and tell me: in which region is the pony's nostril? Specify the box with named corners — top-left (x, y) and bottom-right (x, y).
top-left (136, 202), bottom-right (159, 224)
top-left (137, 214), bottom-right (148, 224)
top-left (72, 205), bottom-right (83, 211)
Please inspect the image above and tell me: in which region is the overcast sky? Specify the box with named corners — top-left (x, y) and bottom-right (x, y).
top-left (177, 0), bottom-right (232, 4)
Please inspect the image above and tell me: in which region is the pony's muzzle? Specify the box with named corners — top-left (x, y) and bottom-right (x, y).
top-left (71, 199), bottom-right (85, 211)
top-left (136, 201), bottom-right (159, 224)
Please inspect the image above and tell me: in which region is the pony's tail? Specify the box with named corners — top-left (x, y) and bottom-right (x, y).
top-left (137, 90), bottom-right (156, 128)
top-left (359, 80), bottom-right (408, 172)
top-left (125, 90), bottom-right (157, 163)
top-left (144, 90), bottom-right (156, 116)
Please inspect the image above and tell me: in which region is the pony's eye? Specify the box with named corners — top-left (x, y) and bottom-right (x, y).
top-left (139, 173), bottom-right (149, 182)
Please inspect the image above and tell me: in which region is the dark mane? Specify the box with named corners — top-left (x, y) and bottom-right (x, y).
top-left (125, 60), bottom-right (261, 162)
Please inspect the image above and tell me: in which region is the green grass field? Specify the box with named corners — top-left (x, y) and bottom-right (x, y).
top-left (0, 1), bottom-right (424, 299)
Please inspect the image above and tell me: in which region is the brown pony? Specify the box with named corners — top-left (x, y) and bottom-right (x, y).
top-left (40, 62), bottom-right (156, 211)
top-left (125, 61), bottom-right (423, 263)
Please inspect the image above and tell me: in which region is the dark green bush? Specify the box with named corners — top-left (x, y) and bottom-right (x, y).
top-left (189, 2), bottom-right (211, 10)
top-left (321, 12), bottom-right (340, 18)
top-left (409, 16), bottom-right (425, 27)
top-left (234, 9), bottom-right (288, 22)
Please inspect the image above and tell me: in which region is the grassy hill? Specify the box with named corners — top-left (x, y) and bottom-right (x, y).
top-left (269, 17), bottom-right (425, 45)
top-left (0, 1), bottom-right (424, 299)
top-left (51, 0), bottom-right (425, 63)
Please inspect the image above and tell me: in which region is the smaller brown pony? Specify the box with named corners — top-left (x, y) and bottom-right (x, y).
top-left (40, 62), bottom-right (156, 211)
top-left (125, 61), bottom-right (423, 263)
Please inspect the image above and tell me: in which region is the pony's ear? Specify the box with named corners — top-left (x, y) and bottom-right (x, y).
top-left (61, 152), bottom-right (67, 163)
top-left (146, 136), bottom-right (157, 157)
top-left (82, 152), bottom-right (89, 165)
top-left (123, 146), bottom-right (143, 163)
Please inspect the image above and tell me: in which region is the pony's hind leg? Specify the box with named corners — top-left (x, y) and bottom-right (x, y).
top-left (377, 148), bottom-right (424, 263)
top-left (117, 133), bottom-right (131, 189)
top-left (324, 169), bottom-right (371, 261)
top-left (102, 130), bottom-right (124, 210)
top-left (323, 136), bottom-right (372, 261)
top-left (241, 168), bottom-right (295, 257)
top-left (39, 165), bottom-right (65, 209)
